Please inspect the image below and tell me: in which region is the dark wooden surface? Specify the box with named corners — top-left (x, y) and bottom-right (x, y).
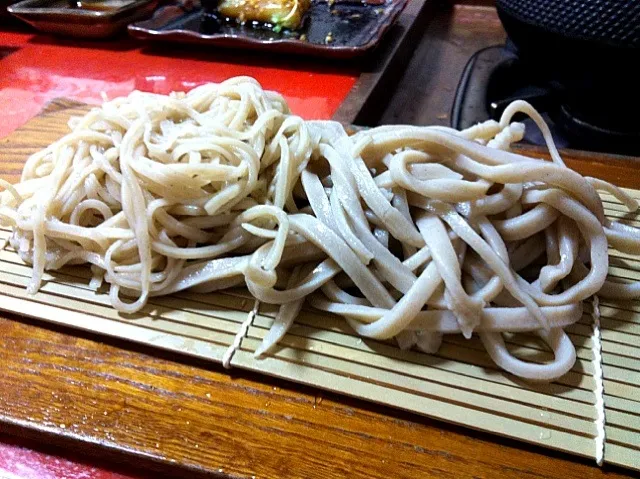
top-left (377, 2), bottom-right (506, 127)
top-left (331, 0), bottom-right (436, 125)
top-left (0, 96), bottom-right (639, 478)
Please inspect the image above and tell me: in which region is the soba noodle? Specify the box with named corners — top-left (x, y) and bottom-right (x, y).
top-left (1, 77), bottom-right (638, 381)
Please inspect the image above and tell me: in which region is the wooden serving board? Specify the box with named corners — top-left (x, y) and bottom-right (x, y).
top-left (0, 99), bottom-right (638, 478)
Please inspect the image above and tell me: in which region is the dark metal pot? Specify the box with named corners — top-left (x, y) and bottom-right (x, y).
top-left (495, 0), bottom-right (640, 150)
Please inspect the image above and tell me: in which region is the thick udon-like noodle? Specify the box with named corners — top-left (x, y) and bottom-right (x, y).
top-left (1, 77), bottom-right (638, 381)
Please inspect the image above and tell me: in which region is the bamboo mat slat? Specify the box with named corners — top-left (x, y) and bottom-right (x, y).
top-left (0, 100), bottom-right (638, 472)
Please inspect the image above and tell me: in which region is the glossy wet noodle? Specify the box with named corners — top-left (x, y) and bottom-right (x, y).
top-left (2, 77), bottom-right (638, 381)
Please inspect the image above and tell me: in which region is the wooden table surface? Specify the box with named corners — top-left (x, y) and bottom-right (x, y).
top-left (0, 98), bottom-right (638, 478)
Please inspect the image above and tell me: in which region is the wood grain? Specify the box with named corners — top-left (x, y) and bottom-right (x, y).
top-left (0, 316), bottom-right (635, 479)
top-left (0, 97), bottom-right (639, 477)
top-left (0, 98), bottom-right (89, 183)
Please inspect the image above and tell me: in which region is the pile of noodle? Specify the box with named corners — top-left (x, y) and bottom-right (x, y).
top-left (1, 77), bottom-right (639, 381)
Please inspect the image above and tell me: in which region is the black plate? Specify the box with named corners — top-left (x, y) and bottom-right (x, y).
top-left (129, 0), bottom-right (408, 58)
top-left (1, 0), bottom-right (17, 18)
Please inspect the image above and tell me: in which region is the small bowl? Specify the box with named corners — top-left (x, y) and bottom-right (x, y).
top-left (8, 0), bottom-right (158, 38)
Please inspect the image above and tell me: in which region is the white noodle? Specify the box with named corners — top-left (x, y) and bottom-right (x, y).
top-left (2, 77), bottom-right (639, 382)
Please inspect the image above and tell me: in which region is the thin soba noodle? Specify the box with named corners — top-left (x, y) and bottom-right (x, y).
top-left (1, 77), bottom-right (638, 381)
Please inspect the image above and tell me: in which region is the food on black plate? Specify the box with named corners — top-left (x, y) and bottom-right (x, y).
top-left (217, 0), bottom-right (311, 30)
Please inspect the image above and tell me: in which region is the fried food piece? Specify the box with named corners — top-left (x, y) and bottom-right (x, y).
top-left (218, 0), bottom-right (311, 30)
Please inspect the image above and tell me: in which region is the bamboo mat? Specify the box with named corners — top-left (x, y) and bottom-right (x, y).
top-left (0, 101), bottom-right (638, 471)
